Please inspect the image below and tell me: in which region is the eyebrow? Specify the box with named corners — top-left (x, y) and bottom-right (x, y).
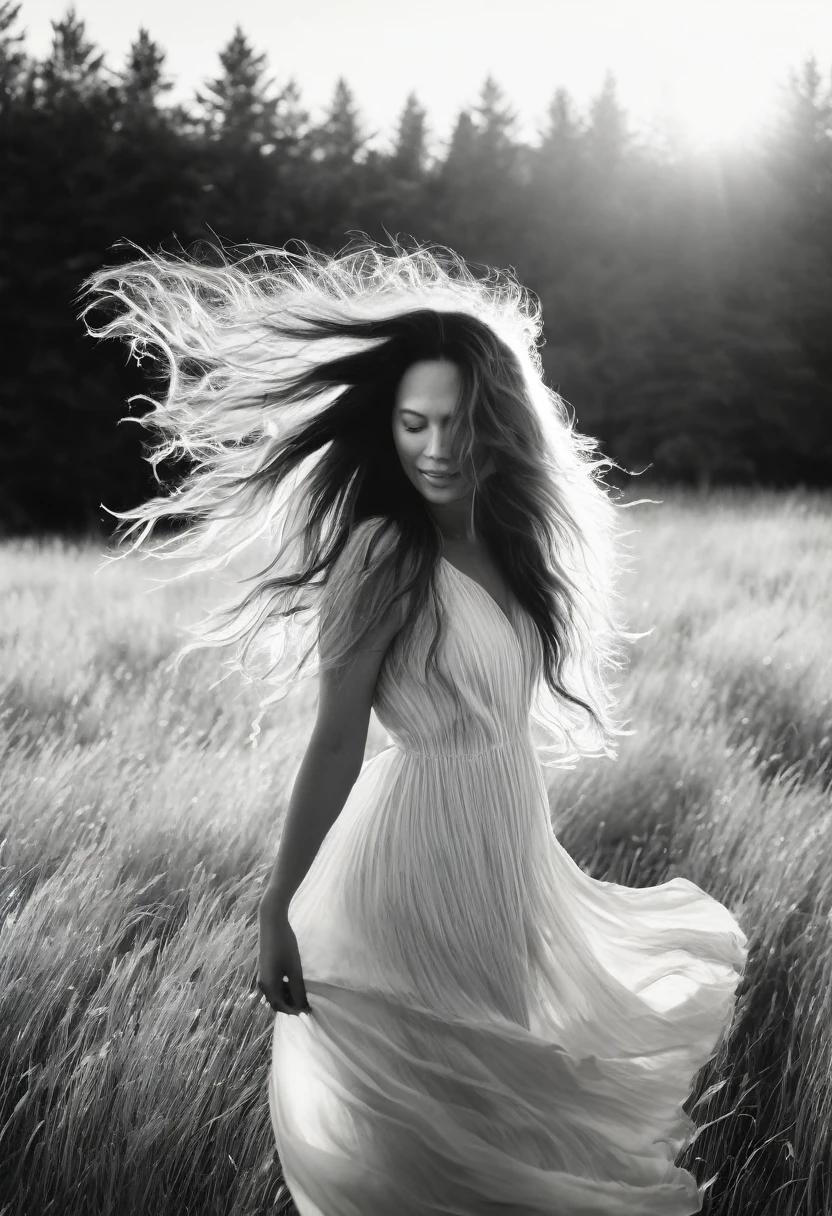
top-left (399, 407), bottom-right (454, 421)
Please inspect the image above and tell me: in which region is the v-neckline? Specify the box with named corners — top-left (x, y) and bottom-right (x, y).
top-left (439, 557), bottom-right (516, 637)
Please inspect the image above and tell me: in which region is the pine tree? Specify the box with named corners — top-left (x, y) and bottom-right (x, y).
top-left (472, 74), bottom-right (517, 175)
top-left (438, 78), bottom-right (525, 259)
top-left (442, 108), bottom-right (477, 185)
top-left (527, 86), bottom-right (589, 274)
top-left (766, 56), bottom-right (832, 234)
top-left (273, 77), bottom-right (309, 156)
top-left (0, 0), bottom-right (28, 108)
top-left (442, 77), bottom-right (520, 192)
top-left (532, 86), bottom-right (588, 212)
top-left (37, 5), bottom-right (108, 106)
top-left (586, 70), bottom-right (628, 170)
top-left (311, 76), bottom-right (366, 168)
top-left (538, 87), bottom-right (584, 163)
top-left (392, 90), bottom-right (428, 179)
top-left (118, 27), bottom-right (173, 112)
top-left (194, 24), bottom-right (280, 147)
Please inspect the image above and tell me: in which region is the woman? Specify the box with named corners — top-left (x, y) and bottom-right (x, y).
top-left (80, 238), bottom-right (748, 1215)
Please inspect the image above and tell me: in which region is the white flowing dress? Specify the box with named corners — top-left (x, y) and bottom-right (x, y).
top-left (268, 540), bottom-right (748, 1215)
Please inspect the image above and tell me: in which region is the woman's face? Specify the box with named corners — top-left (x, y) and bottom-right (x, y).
top-left (392, 359), bottom-right (476, 505)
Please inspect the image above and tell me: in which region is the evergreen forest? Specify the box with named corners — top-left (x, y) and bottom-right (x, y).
top-left (2, 3), bottom-right (832, 533)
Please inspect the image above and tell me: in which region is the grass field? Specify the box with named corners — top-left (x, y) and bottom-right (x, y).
top-left (1, 487), bottom-right (830, 1215)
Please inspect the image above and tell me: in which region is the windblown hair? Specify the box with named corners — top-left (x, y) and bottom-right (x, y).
top-left (78, 235), bottom-right (645, 768)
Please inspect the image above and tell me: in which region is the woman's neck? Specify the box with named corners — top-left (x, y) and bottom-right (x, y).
top-left (427, 499), bottom-right (474, 543)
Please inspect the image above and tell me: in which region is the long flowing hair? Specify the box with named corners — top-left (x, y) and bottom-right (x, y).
top-left (78, 235), bottom-right (645, 768)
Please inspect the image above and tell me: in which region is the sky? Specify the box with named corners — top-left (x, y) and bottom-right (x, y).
top-left (22, 0), bottom-right (832, 153)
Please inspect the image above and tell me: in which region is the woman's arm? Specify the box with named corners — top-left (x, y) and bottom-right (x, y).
top-left (259, 605), bottom-right (405, 917)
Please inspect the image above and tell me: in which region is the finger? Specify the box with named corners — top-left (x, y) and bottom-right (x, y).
top-left (257, 978), bottom-right (289, 1015)
top-left (286, 971), bottom-right (310, 1014)
top-left (257, 976), bottom-right (308, 1016)
top-left (263, 978), bottom-right (304, 1015)
top-left (261, 989), bottom-right (294, 1016)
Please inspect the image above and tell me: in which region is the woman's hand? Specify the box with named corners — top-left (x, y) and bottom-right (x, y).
top-left (257, 892), bottom-right (310, 1015)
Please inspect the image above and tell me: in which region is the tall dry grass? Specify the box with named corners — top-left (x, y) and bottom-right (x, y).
top-left (0, 487), bottom-right (830, 1215)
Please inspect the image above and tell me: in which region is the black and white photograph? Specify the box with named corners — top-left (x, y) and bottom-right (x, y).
top-left (2, 1), bottom-right (831, 1213)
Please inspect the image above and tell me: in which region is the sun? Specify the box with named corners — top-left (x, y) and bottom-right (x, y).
top-left (663, 79), bottom-right (776, 154)
top-left (612, 0), bottom-right (783, 155)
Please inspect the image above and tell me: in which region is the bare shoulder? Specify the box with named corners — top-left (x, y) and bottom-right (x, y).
top-left (313, 518), bottom-right (410, 753)
top-left (320, 516), bottom-right (408, 643)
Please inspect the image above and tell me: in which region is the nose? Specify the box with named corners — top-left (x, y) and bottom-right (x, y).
top-left (423, 425), bottom-right (453, 463)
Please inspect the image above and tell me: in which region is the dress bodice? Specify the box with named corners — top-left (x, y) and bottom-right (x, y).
top-left (373, 559), bottom-right (541, 758)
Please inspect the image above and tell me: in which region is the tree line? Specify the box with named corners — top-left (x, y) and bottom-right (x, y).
top-left (2, 2), bottom-right (831, 534)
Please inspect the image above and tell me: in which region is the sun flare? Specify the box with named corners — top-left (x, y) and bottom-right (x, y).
top-left (656, 70), bottom-right (776, 153)
top-left (625, 2), bottom-right (783, 153)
